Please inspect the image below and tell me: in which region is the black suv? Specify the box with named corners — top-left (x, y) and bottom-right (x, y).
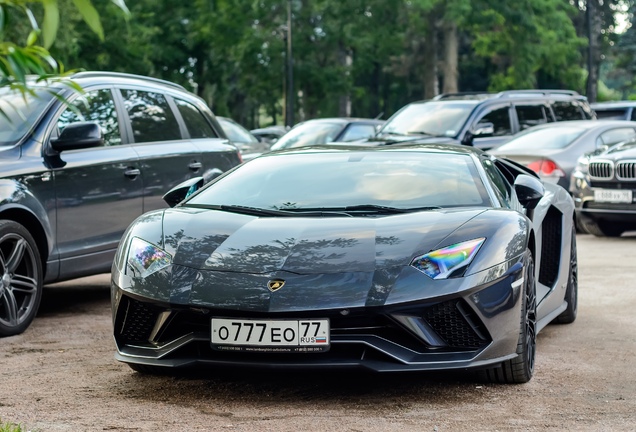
top-left (371, 90), bottom-right (595, 150)
top-left (0, 71), bottom-right (241, 336)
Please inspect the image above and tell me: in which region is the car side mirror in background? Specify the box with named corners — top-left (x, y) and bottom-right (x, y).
top-left (50, 122), bottom-right (104, 152)
top-left (472, 122), bottom-right (495, 137)
top-left (163, 176), bottom-right (205, 208)
top-left (514, 174), bottom-right (545, 210)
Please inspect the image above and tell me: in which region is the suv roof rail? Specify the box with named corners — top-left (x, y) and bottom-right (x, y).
top-left (72, 71), bottom-right (187, 91)
top-left (434, 89), bottom-right (582, 101)
top-left (433, 92), bottom-right (493, 100)
top-left (494, 89), bottom-right (580, 98)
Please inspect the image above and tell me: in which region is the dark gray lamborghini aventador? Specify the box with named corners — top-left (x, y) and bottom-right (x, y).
top-left (111, 144), bottom-right (578, 383)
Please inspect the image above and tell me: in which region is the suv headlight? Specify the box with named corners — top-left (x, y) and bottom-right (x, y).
top-left (126, 237), bottom-right (172, 278)
top-left (411, 238), bottom-right (485, 279)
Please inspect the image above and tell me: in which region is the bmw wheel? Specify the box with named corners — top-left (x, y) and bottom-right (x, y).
top-left (484, 250), bottom-right (536, 384)
top-left (0, 220), bottom-right (43, 337)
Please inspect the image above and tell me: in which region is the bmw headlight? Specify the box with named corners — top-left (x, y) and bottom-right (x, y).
top-left (126, 237), bottom-right (172, 278)
top-left (574, 156), bottom-right (589, 175)
top-left (411, 238), bottom-right (485, 279)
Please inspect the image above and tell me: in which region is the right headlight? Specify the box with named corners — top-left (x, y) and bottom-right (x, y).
top-left (410, 238), bottom-right (485, 280)
top-left (126, 237), bottom-right (172, 278)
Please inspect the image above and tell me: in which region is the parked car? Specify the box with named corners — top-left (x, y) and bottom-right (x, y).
top-left (0, 71), bottom-right (242, 337)
top-left (112, 143), bottom-right (577, 383)
top-left (570, 139), bottom-right (636, 236)
top-left (370, 90), bottom-right (595, 151)
top-left (269, 117), bottom-right (384, 151)
top-left (591, 101), bottom-right (636, 121)
top-left (216, 116), bottom-right (271, 158)
top-left (489, 120), bottom-right (636, 190)
top-left (250, 125), bottom-right (288, 144)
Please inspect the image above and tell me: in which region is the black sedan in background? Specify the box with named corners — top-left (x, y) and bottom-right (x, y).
top-left (112, 144), bottom-right (577, 383)
top-left (571, 139), bottom-right (636, 236)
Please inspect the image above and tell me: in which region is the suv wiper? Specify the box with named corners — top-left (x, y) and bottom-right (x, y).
top-left (406, 130), bottom-right (447, 137)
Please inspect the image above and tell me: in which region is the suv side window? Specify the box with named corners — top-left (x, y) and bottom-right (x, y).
top-left (476, 106), bottom-right (512, 136)
top-left (57, 89), bottom-right (121, 147)
top-left (552, 101), bottom-right (584, 121)
top-left (174, 98), bottom-right (217, 139)
top-left (122, 89), bottom-right (181, 143)
top-left (515, 105), bottom-right (548, 130)
top-left (631, 109), bottom-right (636, 121)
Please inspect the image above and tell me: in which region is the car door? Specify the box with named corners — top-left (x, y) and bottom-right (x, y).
top-left (50, 87), bottom-right (143, 279)
top-left (118, 88), bottom-right (203, 213)
top-left (172, 97), bottom-right (241, 179)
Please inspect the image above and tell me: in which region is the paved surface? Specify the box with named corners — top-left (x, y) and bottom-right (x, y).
top-left (1, 233), bottom-right (635, 431)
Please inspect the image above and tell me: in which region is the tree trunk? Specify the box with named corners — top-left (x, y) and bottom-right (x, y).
top-left (423, 13), bottom-right (439, 99)
top-left (338, 45), bottom-right (352, 117)
top-left (586, 0), bottom-right (600, 102)
top-left (442, 22), bottom-right (458, 94)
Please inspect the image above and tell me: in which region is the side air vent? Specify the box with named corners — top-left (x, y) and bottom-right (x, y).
top-left (539, 206), bottom-right (562, 288)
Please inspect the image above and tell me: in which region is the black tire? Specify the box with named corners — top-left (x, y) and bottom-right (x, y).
top-left (579, 218), bottom-right (624, 237)
top-left (554, 226), bottom-right (578, 324)
top-left (483, 250), bottom-right (536, 384)
top-left (0, 220), bottom-right (43, 337)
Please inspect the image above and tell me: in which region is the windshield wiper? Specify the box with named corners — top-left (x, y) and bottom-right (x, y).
top-left (185, 204), bottom-right (353, 217)
top-left (288, 205), bottom-right (442, 215)
top-left (406, 130), bottom-right (447, 137)
top-left (186, 204), bottom-right (294, 217)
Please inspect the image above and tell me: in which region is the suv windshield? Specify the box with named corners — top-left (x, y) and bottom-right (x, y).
top-left (186, 151), bottom-right (490, 211)
top-left (379, 101), bottom-right (477, 137)
top-left (270, 121), bottom-right (344, 151)
top-left (0, 88), bottom-right (54, 146)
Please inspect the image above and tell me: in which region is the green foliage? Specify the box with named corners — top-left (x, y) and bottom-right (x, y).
top-left (0, 0), bottom-right (128, 102)
top-left (0, 419), bottom-right (25, 432)
top-left (3, 0), bottom-right (630, 126)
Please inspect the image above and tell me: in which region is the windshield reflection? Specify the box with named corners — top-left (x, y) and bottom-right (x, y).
top-left (379, 102), bottom-right (476, 137)
top-left (186, 151), bottom-right (491, 211)
top-left (270, 122), bottom-right (344, 150)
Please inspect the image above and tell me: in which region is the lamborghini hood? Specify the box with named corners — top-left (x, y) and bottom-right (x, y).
top-left (160, 207), bottom-right (486, 275)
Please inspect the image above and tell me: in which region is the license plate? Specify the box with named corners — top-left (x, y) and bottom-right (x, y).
top-left (211, 318), bottom-right (330, 353)
top-left (593, 189), bottom-right (633, 203)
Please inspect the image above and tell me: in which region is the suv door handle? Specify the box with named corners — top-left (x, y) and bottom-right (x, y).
top-left (188, 161), bottom-right (203, 171)
top-left (124, 167), bottom-right (141, 178)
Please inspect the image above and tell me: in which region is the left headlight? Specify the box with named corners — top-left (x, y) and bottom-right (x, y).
top-left (126, 237), bottom-right (172, 278)
top-left (411, 238), bottom-right (485, 280)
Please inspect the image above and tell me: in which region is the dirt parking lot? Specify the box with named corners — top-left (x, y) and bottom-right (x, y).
top-left (1, 234), bottom-right (635, 431)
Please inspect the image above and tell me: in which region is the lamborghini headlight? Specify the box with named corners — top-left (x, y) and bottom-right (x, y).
top-left (411, 238), bottom-right (485, 280)
top-left (126, 237), bottom-right (172, 278)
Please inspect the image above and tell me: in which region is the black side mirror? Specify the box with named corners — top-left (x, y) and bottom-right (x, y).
top-left (51, 122), bottom-right (104, 152)
top-left (514, 174), bottom-right (544, 210)
top-left (163, 176), bottom-right (205, 208)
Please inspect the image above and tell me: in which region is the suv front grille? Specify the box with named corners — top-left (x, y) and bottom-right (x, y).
top-left (616, 161), bottom-right (636, 180)
top-left (589, 161), bottom-right (613, 180)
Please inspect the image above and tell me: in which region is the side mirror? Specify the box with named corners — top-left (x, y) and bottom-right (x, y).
top-left (514, 174), bottom-right (544, 210)
top-left (163, 177), bottom-right (205, 208)
top-left (51, 122), bottom-right (104, 152)
top-left (473, 122), bottom-right (495, 137)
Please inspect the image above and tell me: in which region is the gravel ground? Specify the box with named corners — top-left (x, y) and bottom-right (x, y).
top-left (1, 233), bottom-right (635, 432)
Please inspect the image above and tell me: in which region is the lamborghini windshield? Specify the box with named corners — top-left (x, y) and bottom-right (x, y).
top-left (186, 150), bottom-right (491, 211)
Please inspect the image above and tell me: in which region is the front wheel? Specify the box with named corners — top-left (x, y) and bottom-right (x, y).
top-left (483, 250), bottom-right (536, 384)
top-left (0, 220), bottom-right (43, 337)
